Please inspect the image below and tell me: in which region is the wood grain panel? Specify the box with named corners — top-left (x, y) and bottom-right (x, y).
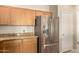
top-left (22, 38), bottom-right (37, 53)
top-left (3, 39), bottom-right (22, 53)
top-left (0, 6), bottom-right (10, 25)
top-left (35, 10), bottom-right (52, 16)
top-left (0, 38), bottom-right (37, 53)
top-left (0, 6), bottom-right (51, 25)
top-left (23, 9), bottom-right (35, 25)
top-left (10, 8), bottom-right (24, 25)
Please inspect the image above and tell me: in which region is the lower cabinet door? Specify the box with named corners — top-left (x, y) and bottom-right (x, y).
top-left (22, 39), bottom-right (37, 53)
top-left (0, 38), bottom-right (37, 53)
top-left (3, 39), bottom-right (22, 53)
top-left (0, 41), bottom-right (5, 53)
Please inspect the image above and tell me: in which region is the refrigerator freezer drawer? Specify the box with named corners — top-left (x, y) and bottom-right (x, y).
top-left (41, 43), bottom-right (59, 53)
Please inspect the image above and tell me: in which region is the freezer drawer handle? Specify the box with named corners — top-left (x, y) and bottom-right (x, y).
top-left (43, 43), bottom-right (57, 49)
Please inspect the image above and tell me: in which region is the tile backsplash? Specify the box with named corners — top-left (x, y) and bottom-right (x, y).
top-left (0, 26), bottom-right (34, 34)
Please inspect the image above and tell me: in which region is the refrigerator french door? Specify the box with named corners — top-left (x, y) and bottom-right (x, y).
top-left (35, 16), bottom-right (59, 53)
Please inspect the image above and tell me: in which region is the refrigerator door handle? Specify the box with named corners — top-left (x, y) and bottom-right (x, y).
top-left (43, 44), bottom-right (51, 49)
top-left (43, 43), bottom-right (57, 49)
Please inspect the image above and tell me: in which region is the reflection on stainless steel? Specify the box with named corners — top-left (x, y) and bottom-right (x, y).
top-left (35, 16), bottom-right (59, 53)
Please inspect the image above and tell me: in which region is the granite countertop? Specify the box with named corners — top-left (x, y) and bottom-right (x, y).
top-left (0, 33), bottom-right (38, 41)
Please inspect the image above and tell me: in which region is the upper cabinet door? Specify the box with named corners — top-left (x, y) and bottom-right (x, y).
top-left (35, 11), bottom-right (52, 16)
top-left (0, 6), bottom-right (10, 25)
top-left (11, 8), bottom-right (35, 25)
top-left (23, 9), bottom-right (35, 25)
top-left (10, 8), bottom-right (24, 25)
top-left (0, 6), bottom-right (51, 25)
top-left (35, 11), bottom-right (43, 16)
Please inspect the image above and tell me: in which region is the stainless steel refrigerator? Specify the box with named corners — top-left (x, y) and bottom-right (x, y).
top-left (35, 16), bottom-right (59, 53)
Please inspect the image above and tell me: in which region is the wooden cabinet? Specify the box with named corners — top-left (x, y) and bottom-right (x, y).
top-left (10, 8), bottom-right (24, 25)
top-left (35, 11), bottom-right (43, 16)
top-left (0, 6), bottom-right (51, 25)
top-left (0, 37), bottom-right (37, 53)
top-left (35, 11), bottom-right (51, 16)
top-left (0, 41), bottom-right (4, 52)
top-left (0, 6), bottom-right (11, 25)
top-left (10, 8), bottom-right (35, 25)
top-left (23, 9), bottom-right (35, 25)
top-left (0, 39), bottom-right (22, 53)
top-left (22, 38), bottom-right (37, 53)
top-left (3, 39), bottom-right (22, 53)
top-left (0, 6), bottom-right (35, 25)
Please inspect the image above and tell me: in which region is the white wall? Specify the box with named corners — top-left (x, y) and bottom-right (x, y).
top-left (58, 5), bottom-right (74, 52)
top-left (49, 5), bottom-right (58, 16)
top-left (8, 5), bottom-right (50, 11)
top-left (76, 6), bottom-right (79, 42)
top-left (73, 6), bottom-right (77, 49)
